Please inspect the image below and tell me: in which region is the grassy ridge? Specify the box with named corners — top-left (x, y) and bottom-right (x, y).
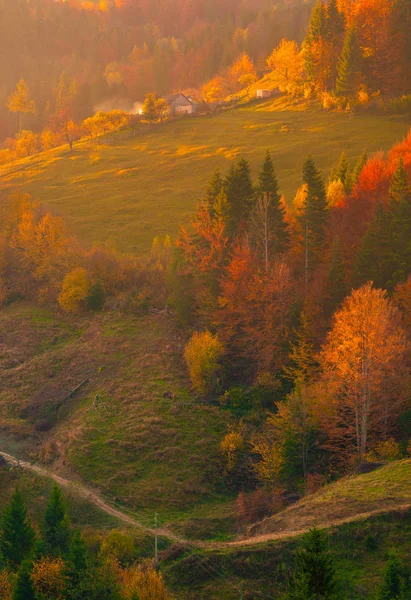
top-left (2, 97), bottom-right (409, 253)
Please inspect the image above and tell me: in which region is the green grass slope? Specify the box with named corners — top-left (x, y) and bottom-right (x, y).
top-left (247, 460), bottom-right (411, 540)
top-left (2, 97), bottom-right (409, 253)
top-left (0, 303), bottom-right (234, 532)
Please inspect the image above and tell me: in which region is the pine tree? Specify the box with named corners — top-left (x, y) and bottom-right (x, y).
top-left (205, 168), bottom-right (224, 214)
top-left (327, 0), bottom-right (345, 38)
top-left (379, 554), bottom-right (404, 600)
top-left (288, 528), bottom-right (337, 600)
top-left (225, 157), bottom-right (255, 225)
top-left (254, 151), bottom-right (290, 257)
top-left (285, 312), bottom-right (319, 385)
top-left (65, 531), bottom-right (88, 595)
top-left (355, 202), bottom-right (391, 288)
top-left (352, 151), bottom-right (367, 186)
top-left (389, 158), bottom-right (411, 203)
top-left (332, 152), bottom-right (351, 192)
top-left (325, 237), bottom-right (346, 316)
top-left (299, 157), bottom-right (328, 284)
top-left (335, 26), bottom-right (362, 98)
top-left (0, 490), bottom-right (35, 570)
top-left (43, 484), bottom-right (71, 556)
top-left (213, 189), bottom-right (232, 233)
top-left (13, 561), bottom-right (35, 600)
top-left (304, 1), bottom-right (328, 83)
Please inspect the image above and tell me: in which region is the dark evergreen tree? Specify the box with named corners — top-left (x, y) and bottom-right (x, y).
top-left (213, 188), bottom-right (232, 233)
top-left (13, 561), bottom-right (36, 600)
top-left (43, 484), bottom-right (71, 556)
top-left (255, 151), bottom-right (290, 255)
top-left (0, 490), bottom-right (35, 570)
top-left (288, 528), bottom-right (337, 600)
top-left (224, 157), bottom-right (255, 225)
top-left (65, 531), bottom-right (89, 597)
top-left (326, 0), bottom-right (345, 86)
top-left (332, 152), bottom-right (351, 192)
top-left (335, 26), bottom-right (362, 98)
top-left (325, 237), bottom-right (346, 316)
top-left (87, 280), bottom-right (105, 311)
top-left (304, 1), bottom-right (328, 82)
top-left (205, 168), bottom-right (224, 214)
top-left (355, 202), bottom-right (391, 288)
top-left (389, 158), bottom-right (411, 203)
top-left (299, 157), bottom-right (328, 283)
top-left (352, 151), bottom-right (367, 186)
top-left (379, 554), bottom-right (404, 600)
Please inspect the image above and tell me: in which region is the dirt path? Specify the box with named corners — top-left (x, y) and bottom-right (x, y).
top-left (2, 450), bottom-right (411, 551)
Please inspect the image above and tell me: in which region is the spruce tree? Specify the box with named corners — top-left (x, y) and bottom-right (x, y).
top-left (13, 561), bottom-right (36, 600)
top-left (325, 237), bottom-right (346, 316)
top-left (213, 189), bottom-right (232, 233)
top-left (0, 490), bottom-right (35, 570)
top-left (288, 528), bottom-right (337, 600)
top-left (352, 151), bottom-right (367, 186)
top-left (285, 312), bottom-right (319, 385)
top-left (332, 152), bottom-right (351, 192)
top-left (304, 1), bottom-right (328, 83)
top-left (43, 484), bottom-right (71, 556)
top-left (378, 554), bottom-right (404, 600)
top-left (225, 157), bottom-right (254, 225)
top-left (205, 168), bottom-right (224, 214)
top-left (389, 158), bottom-right (411, 203)
top-left (256, 151), bottom-right (290, 255)
top-left (300, 157), bottom-right (328, 282)
top-left (335, 26), bottom-right (362, 98)
top-left (355, 202), bottom-right (391, 288)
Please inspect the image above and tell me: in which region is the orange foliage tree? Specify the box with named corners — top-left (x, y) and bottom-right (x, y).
top-left (320, 283), bottom-right (408, 460)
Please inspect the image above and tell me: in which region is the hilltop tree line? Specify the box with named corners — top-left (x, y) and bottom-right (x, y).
top-left (0, 484), bottom-right (173, 600)
top-left (0, 0), bottom-right (312, 143)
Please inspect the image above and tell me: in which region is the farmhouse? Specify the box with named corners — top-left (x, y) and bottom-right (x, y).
top-left (165, 93), bottom-right (198, 115)
top-left (256, 89), bottom-right (273, 99)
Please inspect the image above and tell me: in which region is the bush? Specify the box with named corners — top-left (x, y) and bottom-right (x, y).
top-left (86, 280), bottom-right (105, 311)
top-left (367, 438), bottom-right (401, 462)
top-left (58, 267), bottom-right (90, 313)
top-left (184, 330), bottom-right (223, 396)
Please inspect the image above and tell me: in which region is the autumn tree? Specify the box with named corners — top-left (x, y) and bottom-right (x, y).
top-left (184, 330), bottom-right (224, 396)
top-left (266, 39), bottom-right (305, 95)
top-left (121, 563), bottom-right (174, 600)
top-left (320, 283), bottom-right (408, 460)
top-left (58, 268), bottom-right (90, 313)
top-left (6, 79), bottom-right (36, 133)
top-left (31, 556), bottom-right (66, 600)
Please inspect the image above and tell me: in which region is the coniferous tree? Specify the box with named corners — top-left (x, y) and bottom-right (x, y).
top-left (13, 561), bottom-right (36, 600)
top-left (285, 312), bottom-right (319, 385)
top-left (43, 484), bottom-right (71, 556)
top-left (326, 0), bottom-right (345, 86)
top-left (304, 1), bottom-right (328, 83)
top-left (213, 189), bottom-right (232, 233)
top-left (325, 237), bottom-right (346, 316)
top-left (225, 157), bottom-right (254, 225)
top-left (335, 26), bottom-right (362, 98)
top-left (355, 202), bottom-right (391, 289)
top-left (352, 151), bottom-right (367, 186)
top-left (87, 280), bottom-right (105, 311)
top-left (299, 157), bottom-right (328, 284)
top-left (205, 168), bottom-right (224, 214)
top-left (378, 554), bottom-right (404, 600)
top-left (0, 490), bottom-right (35, 570)
top-left (288, 528), bottom-right (337, 600)
top-left (252, 151), bottom-right (290, 262)
top-left (332, 152), bottom-right (351, 192)
top-left (390, 158), bottom-right (411, 203)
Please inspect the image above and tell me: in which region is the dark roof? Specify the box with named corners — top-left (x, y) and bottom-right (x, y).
top-left (165, 93), bottom-right (192, 105)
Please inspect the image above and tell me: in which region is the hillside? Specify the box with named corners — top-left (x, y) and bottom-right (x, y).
top-left (0, 302), bottom-right (235, 534)
top-left (2, 97), bottom-right (409, 253)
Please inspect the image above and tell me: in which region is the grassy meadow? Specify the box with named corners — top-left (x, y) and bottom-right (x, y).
top-left (1, 97), bottom-right (410, 254)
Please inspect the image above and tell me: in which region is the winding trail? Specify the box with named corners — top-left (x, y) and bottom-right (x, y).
top-left (2, 450), bottom-right (411, 551)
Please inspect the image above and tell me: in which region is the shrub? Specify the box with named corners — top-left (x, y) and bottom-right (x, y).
top-left (86, 280), bottom-right (105, 311)
top-left (183, 330), bottom-right (223, 396)
top-left (367, 438), bottom-right (401, 462)
top-left (58, 267), bottom-right (90, 313)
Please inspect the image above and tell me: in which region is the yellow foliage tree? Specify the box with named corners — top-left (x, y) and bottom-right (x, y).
top-left (58, 267), bottom-right (90, 313)
top-left (0, 570), bottom-right (12, 600)
top-left (122, 563), bottom-right (174, 600)
top-left (184, 330), bottom-right (223, 396)
top-left (221, 430), bottom-right (244, 471)
top-left (14, 130), bottom-right (38, 158)
top-left (31, 557), bottom-right (65, 600)
top-left (266, 39), bottom-right (305, 95)
top-left (7, 79), bottom-right (36, 132)
top-left (100, 530), bottom-right (136, 565)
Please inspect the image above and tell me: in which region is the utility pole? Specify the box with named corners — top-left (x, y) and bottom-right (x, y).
top-left (154, 512), bottom-right (158, 564)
